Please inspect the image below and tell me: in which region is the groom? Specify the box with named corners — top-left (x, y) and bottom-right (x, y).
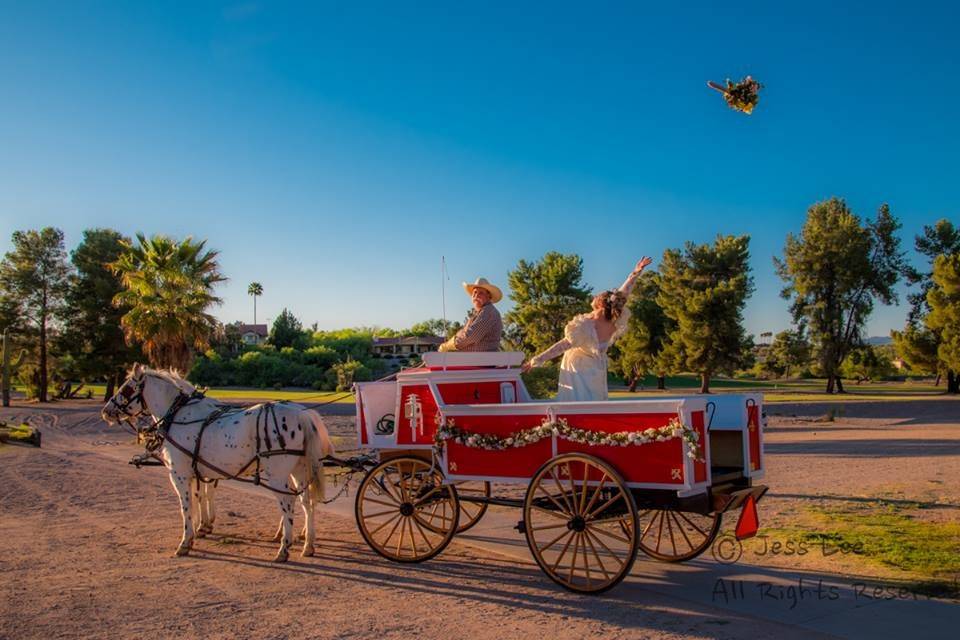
top-left (438, 277), bottom-right (503, 352)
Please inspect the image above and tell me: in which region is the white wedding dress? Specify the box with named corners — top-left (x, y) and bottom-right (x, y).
top-left (533, 310), bottom-right (631, 402)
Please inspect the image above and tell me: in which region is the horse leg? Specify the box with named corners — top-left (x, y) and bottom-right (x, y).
top-left (271, 519), bottom-right (284, 543)
top-left (192, 478), bottom-right (206, 538)
top-left (300, 485), bottom-right (316, 557)
top-left (199, 481), bottom-right (215, 535)
top-left (169, 472), bottom-right (195, 556)
top-left (274, 494), bottom-right (295, 562)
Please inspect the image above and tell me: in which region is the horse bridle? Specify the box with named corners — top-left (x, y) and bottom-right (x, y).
top-left (109, 376), bottom-right (149, 420)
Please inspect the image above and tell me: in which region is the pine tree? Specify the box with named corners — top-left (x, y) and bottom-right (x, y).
top-left (776, 199), bottom-right (904, 393)
top-left (504, 252), bottom-right (591, 354)
top-left (925, 254), bottom-right (960, 393)
top-left (657, 235), bottom-right (754, 393)
top-left (0, 228), bottom-right (72, 402)
top-left (612, 272), bottom-right (672, 390)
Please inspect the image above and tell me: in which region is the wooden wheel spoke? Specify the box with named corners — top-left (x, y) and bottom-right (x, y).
top-left (380, 514), bottom-right (404, 547)
top-left (655, 508), bottom-right (666, 552)
top-left (665, 508), bottom-right (677, 555)
top-left (530, 504), bottom-right (571, 521)
top-left (578, 464), bottom-right (590, 515)
top-left (531, 522), bottom-right (570, 532)
top-left (675, 510), bottom-right (708, 537)
top-left (368, 513), bottom-right (401, 537)
top-left (565, 464), bottom-right (579, 515)
top-left (586, 515), bottom-right (632, 528)
top-left (411, 513), bottom-right (435, 549)
top-left (581, 533), bottom-right (592, 588)
top-left (376, 475), bottom-right (403, 504)
top-left (586, 490), bottom-right (625, 520)
top-left (537, 528), bottom-right (573, 554)
top-left (670, 511), bottom-right (695, 551)
top-left (584, 529), bottom-right (626, 569)
top-left (583, 529), bottom-right (612, 580)
top-left (568, 532), bottom-right (581, 583)
top-left (640, 510), bottom-right (661, 539)
top-left (583, 473), bottom-right (607, 516)
top-left (364, 497), bottom-right (401, 509)
top-left (549, 469), bottom-right (576, 514)
top-left (363, 508), bottom-right (401, 519)
top-left (412, 486), bottom-right (440, 507)
top-left (586, 523), bottom-right (632, 545)
top-left (550, 530), bottom-right (577, 572)
top-left (396, 516), bottom-right (408, 556)
top-left (536, 483), bottom-right (571, 515)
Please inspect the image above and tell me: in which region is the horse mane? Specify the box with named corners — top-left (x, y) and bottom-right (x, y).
top-left (142, 367), bottom-right (197, 394)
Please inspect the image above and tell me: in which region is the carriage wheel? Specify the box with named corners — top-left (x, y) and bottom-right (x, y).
top-left (523, 453), bottom-right (639, 594)
top-left (632, 509), bottom-right (722, 562)
top-left (355, 456), bottom-right (460, 563)
top-left (453, 481), bottom-right (490, 533)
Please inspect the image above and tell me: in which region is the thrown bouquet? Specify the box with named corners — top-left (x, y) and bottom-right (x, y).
top-left (708, 75), bottom-right (763, 114)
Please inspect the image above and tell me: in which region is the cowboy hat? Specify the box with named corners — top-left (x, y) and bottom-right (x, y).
top-left (463, 277), bottom-right (503, 303)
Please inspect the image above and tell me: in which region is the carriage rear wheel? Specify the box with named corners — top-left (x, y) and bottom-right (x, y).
top-left (355, 456), bottom-right (460, 563)
top-left (523, 453), bottom-right (639, 594)
top-left (632, 509), bottom-right (722, 562)
top-left (453, 481), bottom-right (490, 533)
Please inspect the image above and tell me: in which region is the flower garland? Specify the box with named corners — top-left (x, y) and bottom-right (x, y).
top-left (434, 415), bottom-right (703, 461)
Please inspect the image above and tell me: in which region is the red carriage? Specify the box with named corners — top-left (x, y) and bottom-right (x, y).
top-left (353, 352), bottom-right (767, 593)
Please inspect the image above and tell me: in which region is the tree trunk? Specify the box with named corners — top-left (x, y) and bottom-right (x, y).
top-left (104, 375), bottom-right (116, 402)
top-left (699, 372), bottom-right (711, 394)
top-left (948, 371), bottom-right (959, 394)
top-left (836, 377), bottom-right (845, 393)
top-left (935, 374), bottom-right (942, 387)
top-left (627, 375), bottom-right (639, 392)
top-left (657, 376), bottom-right (666, 390)
top-left (825, 376), bottom-right (835, 394)
top-left (39, 299), bottom-right (48, 403)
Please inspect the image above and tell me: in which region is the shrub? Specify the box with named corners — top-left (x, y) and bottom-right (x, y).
top-left (522, 364), bottom-right (559, 399)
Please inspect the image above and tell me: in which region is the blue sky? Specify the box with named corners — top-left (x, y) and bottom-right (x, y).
top-left (2, 1), bottom-right (957, 337)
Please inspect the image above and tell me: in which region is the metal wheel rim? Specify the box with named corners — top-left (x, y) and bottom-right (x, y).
top-left (523, 453), bottom-right (639, 594)
top-left (355, 457), bottom-right (460, 563)
top-left (634, 509), bottom-right (722, 562)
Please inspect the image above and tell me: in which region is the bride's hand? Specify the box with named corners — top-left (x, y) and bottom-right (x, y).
top-left (521, 361), bottom-right (533, 373)
top-left (634, 256), bottom-right (653, 273)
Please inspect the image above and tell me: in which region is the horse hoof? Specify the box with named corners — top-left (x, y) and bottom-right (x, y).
top-left (175, 546), bottom-right (191, 557)
top-left (301, 546), bottom-right (315, 557)
top-left (271, 533), bottom-right (283, 543)
top-left (274, 550), bottom-right (289, 563)
top-left (195, 530), bottom-right (206, 539)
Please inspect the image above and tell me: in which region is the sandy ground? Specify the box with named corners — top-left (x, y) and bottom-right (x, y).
top-left (1, 397), bottom-right (958, 639)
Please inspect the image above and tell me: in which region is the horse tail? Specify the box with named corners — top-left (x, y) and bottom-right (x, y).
top-left (301, 409), bottom-right (334, 504)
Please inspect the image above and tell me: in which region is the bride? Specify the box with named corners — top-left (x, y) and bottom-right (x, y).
top-left (522, 257), bottom-right (653, 401)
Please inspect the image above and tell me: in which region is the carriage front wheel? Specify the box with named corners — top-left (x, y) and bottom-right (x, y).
top-left (355, 456), bottom-right (460, 563)
top-left (523, 453), bottom-right (639, 594)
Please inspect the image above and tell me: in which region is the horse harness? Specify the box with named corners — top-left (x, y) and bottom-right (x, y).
top-left (136, 389), bottom-right (311, 497)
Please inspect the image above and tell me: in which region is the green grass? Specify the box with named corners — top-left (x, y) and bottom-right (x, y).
top-left (766, 504), bottom-right (960, 597)
top-left (608, 374), bottom-right (955, 404)
top-left (14, 383), bottom-right (355, 403)
top-left (0, 422), bottom-right (39, 446)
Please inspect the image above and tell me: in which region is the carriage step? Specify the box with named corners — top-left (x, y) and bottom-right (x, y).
top-left (514, 520), bottom-right (526, 534)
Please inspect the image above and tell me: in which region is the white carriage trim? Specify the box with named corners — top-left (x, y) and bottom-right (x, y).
top-left (421, 351), bottom-right (524, 369)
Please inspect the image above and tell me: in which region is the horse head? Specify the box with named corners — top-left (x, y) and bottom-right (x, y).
top-left (101, 364), bottom-right (193, 425)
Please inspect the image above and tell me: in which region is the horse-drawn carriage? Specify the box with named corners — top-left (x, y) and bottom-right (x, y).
top-left (110, 352), bottom-right (767, 594)
top-left (353, 352), bottom-right (767, 593)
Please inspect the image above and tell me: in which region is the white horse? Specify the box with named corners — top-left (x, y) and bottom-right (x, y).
top-left (102, 364), bottom-right (334, 562)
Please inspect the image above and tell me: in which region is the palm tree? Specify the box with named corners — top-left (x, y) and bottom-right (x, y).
top-left (111, 234), bottom-right (226, 372)
top-left (248, 282), bottom-right (263, 325)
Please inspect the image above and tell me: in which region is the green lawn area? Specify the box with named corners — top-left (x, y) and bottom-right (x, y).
top-left (608, 374), bottom-right (954, 403)
top-left (16, 374), bottom-right (954, 405)
top-left (764, 503), bottom-right (960, 598)
top-left (16, 383), bottom-right (356, 403)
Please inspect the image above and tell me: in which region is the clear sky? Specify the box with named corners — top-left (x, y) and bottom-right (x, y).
top-left (2, 1), bottom-right (957, 337)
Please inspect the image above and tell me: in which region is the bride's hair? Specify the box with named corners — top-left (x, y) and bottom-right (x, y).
top-left (595, 290), bottom-right (627, 322)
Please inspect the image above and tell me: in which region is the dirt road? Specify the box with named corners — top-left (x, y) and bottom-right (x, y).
top-left (1, 398), bottom-right (957, 639)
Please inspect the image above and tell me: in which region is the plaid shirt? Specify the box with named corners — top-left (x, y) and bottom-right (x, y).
top-left (444, 302), bottom-right (502, 352)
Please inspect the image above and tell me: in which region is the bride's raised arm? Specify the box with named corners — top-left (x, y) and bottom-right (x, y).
top-left (618, 256), bottom-right (653, 298)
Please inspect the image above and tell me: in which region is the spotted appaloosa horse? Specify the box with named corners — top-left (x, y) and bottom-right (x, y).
top-left (102, 364), bottom-right (334, 562)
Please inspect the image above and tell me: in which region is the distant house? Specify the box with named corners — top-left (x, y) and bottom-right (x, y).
top-left (239, 324), bottom-right (269, 346)
top-left (372, 335), bottom-right (445, 357)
